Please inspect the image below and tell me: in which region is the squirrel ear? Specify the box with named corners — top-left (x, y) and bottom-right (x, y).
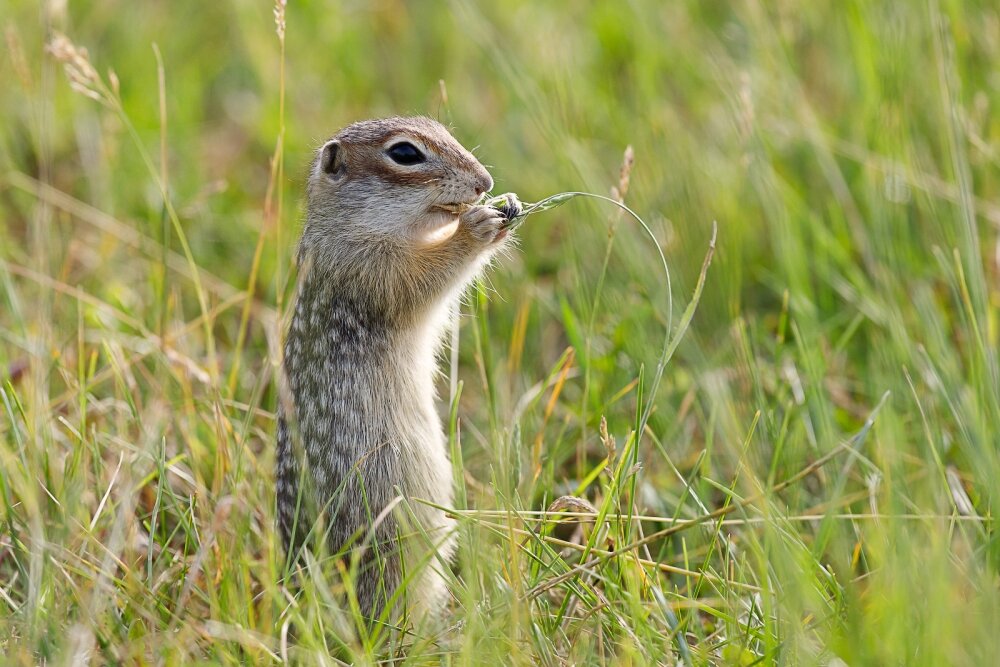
top-left (319, 140), bottom-right (345, 180)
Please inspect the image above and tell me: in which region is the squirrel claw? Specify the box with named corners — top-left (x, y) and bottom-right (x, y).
top-left (490, 193), bottom-right (522, 222)
top-left (460, 204), bottom-right (507, 244)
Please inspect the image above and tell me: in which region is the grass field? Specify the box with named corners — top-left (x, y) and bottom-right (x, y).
top-left (2, 0), bottom-right (999, 664)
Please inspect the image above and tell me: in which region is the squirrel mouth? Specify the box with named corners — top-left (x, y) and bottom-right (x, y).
top-left (429, 201), bottom-right (475, 215)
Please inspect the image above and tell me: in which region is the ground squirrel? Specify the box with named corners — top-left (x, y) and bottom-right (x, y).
top-left (276, 116), bottom-right (511, 621)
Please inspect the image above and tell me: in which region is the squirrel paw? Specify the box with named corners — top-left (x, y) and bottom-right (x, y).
top-left (460, 205), bottom-right (508, 244)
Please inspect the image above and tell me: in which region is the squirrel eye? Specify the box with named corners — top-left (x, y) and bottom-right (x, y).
top-left (386, 142), bottom-right (425, 166)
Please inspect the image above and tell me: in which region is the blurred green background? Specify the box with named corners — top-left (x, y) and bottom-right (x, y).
top-left (1, 0), bottom-right (999, 664)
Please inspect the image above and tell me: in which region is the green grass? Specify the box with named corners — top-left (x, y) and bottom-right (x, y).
top-left (2, 0), bottom-right (999, 663)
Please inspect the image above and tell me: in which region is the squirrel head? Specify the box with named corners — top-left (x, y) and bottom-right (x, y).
top-left (302, 116), bottom-right (493, 251)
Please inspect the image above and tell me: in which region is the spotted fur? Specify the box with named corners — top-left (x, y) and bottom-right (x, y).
top-left (277, 116), bottom-right (510, 622)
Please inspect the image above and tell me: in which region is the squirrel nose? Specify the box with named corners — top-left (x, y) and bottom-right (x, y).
top-left (475, 173), bottom-right (494, 196)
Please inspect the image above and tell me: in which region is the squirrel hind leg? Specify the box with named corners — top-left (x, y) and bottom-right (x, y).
top-left (349, 540), bottom-right (403, 624)
top-left (276, 416), bottom-right (310, 564)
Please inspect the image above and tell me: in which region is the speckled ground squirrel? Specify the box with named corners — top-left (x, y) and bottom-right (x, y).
top-left (276, 116), bottom-right (512, 621)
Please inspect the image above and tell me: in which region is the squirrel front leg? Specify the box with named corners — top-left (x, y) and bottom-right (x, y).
top-left (386, 205), bottom-right (509, 318)
top-left (452, 203), bottom-right (510, 248)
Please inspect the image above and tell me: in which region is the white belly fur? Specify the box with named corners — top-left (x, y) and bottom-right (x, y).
top-left (387, 310), bottom-right (457, 615)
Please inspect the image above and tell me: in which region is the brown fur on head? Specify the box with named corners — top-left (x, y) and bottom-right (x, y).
top-left (302, 116), bottom-right (492, 249)
top-left (296, 116), bottom-right (504, 321)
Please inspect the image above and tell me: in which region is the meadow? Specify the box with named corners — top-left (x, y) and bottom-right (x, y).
top-left (1, 0), bottom-right (999, 664)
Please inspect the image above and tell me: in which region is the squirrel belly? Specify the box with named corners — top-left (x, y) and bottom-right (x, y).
top-left (276, 116), bottom-right (510, 621)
